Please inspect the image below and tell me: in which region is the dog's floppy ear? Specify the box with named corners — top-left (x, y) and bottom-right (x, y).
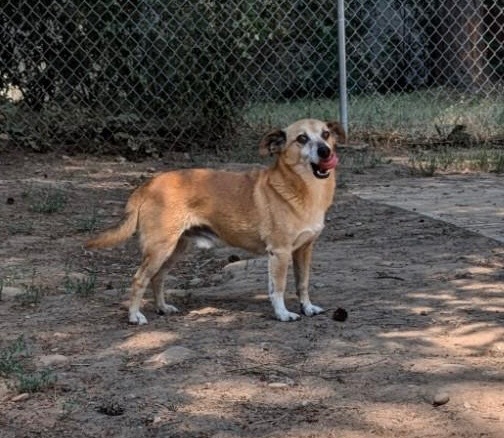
top-left (259, 129), bottom-right (286, 156)
top-left (327, 121), bottom-right (346, 145)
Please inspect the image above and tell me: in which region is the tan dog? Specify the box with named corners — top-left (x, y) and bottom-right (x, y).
top-left (86, 119), bottom-right (345, 324)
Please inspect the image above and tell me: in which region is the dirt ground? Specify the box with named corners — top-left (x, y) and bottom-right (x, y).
top-left (0, 150), bottom-right (503, 438)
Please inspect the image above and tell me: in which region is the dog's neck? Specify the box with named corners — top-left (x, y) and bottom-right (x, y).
top-left (266, 158), bottom-right (335, 212)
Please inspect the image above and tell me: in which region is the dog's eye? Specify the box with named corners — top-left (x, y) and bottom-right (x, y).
top-left (297, 134), bottom-right (308, 144)
top-left (321, 130), bottom-right (330, 140)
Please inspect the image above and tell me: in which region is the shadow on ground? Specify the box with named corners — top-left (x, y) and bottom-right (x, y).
top-left (0, 153), bottom-right (502, 437)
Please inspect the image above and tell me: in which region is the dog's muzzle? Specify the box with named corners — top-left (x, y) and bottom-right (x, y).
top-left (311, 144), bottom-right (338, 179)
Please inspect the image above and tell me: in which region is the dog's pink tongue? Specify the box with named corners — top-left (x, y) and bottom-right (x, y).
top-left (318, 153), bottom-right (339, 171)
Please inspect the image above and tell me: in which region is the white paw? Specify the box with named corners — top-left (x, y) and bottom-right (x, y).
top-left (157, 304), bottom-right (179, 315)
top-left (276, 309), bottom-right (301, 322)
top-left (301, 303), bottom-right (324, 317)
top-left (129, 311), bottom-right (148, 325)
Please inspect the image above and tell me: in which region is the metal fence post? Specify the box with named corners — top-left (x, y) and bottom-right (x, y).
top-left (337, 0), bottom-right (348, 138)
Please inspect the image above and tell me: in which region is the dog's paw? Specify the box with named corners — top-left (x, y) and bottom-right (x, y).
top-left (129, 311), bottom-right (148, 325)
top-left (276, 310), bottom-right (301, 322)
top-left (156, 304), bottom-right (179, 315)
top-left (301, 303), bottom-right (324, 317)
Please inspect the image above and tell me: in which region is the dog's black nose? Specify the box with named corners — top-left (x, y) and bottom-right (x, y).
top-left (317, 144), bottom-right (331, 159)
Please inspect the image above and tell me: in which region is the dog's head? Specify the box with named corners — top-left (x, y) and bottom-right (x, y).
top-left (259, 119), bottom-right (346, 179)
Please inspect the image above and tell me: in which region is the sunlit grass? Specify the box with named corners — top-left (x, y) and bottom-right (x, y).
top-left (244, 89), bottom-right (504, 142)
top-left (409, 147), bottom-right (504, 176)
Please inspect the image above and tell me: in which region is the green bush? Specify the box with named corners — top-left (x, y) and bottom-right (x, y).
top-left (0, 1), bottom-right (344, 152)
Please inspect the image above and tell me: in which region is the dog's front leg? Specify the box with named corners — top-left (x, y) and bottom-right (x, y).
top-left (293, 241), bottom-right (324, 317)
top-left (268, 249), bottom-right (300, 321)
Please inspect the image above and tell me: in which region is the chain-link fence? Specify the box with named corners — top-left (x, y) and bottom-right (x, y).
top-left (1, 0), bottom-right (503, 155)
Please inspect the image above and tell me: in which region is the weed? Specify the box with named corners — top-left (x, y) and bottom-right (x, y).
top-left (409, 153), bottom-right (437, 176)
top-left (7, 221), bottom-right (34, 235)
top-left (0, 336), bottom-right (27, 377)
top-left (0, 336), bottom-right (56, 393)
top-left (118, 279), bottom-right (129, 298)
top-left (60, 398), bottom-right (81, 419)
top-left (494, 152), bottom-right (504, 174)
top-left (165, 402), bottom-right (179, 412)
top-left (16, 272), bottom-right (47, 306)
top-left (64, 270), bottom-right (97, 296)
top-left (409, 147), bottom-right (504, 176)
top-left (336, 173), bottom-right (348, 189)
top-left (17, 369), bottom-right (56, 393)
top-left (28, 187), bottom-right (67, 214)
top-left (16, 285), bottom-right (44, 306)
top-left (342, 150), bottom-right (385, 174)
top-left (245, 91), bottom-right (504, 144)
top-left (474, 150), bottom-right (490, 172)
top-left (409, 147), bottom-right (457, 175)
top-left (75, 207), bottom-right (102, 232)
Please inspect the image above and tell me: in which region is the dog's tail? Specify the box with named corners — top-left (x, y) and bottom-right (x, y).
top-left (85, 189), bottom-right (143, 250)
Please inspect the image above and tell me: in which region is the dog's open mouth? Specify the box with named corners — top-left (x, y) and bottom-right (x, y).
top-left (311, 153), bottom-right (338, 179)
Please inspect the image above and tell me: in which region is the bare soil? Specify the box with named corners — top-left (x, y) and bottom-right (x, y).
top-left (0, 151), bottom-right (503, 438)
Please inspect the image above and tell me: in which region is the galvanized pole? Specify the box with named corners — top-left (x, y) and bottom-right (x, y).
top-left (337, 0), bottom-right (348, 137)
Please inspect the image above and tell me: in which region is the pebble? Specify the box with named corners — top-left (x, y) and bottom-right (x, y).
top-left (37, 354), bottom-right (69, 367)
top-left (0, 381), bottom-right (10, 399)
top-left (223, 258), bottom-right (266, 274)
top-left (268, 382), bottom-right (289, 389)
top-left (145, 346), bottom-right (194, 367)
top-left (209, 274), bottom-right (224, 283)
top-left (1, 287), bottom-right (24, 300)
top-left (188, 278), bottom-right (203, 287)
top-left (439, 363), bottom-right (468, 373)
top-left (11, 393), bottom-right (30, 402)
top-left (432, 392), bottom-right (450, 406)
top-left (268, 378), bottom-right (294, 389)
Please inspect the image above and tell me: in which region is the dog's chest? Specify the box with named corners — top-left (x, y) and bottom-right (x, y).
top-left (293, 218), bottom-right (325, 249)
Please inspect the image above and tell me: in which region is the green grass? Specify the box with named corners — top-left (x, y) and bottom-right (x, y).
top-left (75, 207), bottom-right (102, 232)
top-left (64, 270), bottom-right (97, 296)
top-left (0, 336), bottom-right (56, 393)
top-left (244, 98), bottom-right (340, 129)
top-left (341, 150), bottom-right (388, 174)
top-left (16, 284), bottom-right (45, 306)
top-left (16, 271), bottom-right (48, 307)
top-left (244, 91), bottom-right (503, 176)
top-left (244, 90), bottom-right (504, 143)
top-left (409, 147), bottom-right (504, 176)
top-left (7, 221), bottom-right (34, 235)
top-left (25, 187), bottom-right (67, 214)
top-left (0, 336), bottom-right (27, 377)
top-left (17, 369), bottom-right (56, 393)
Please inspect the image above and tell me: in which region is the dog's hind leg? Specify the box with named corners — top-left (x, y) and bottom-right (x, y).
top-left (268, 249), bottom-right (300, 321)
top-left (151, 237), bottom-right (189, 316)
top-left (293, 241), bottom-right (324, 317)
top-left (129, 240), bottom-right (180, 325)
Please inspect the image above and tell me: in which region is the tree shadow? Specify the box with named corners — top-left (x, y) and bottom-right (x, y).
top-left (0, 157), bottom-right (503, 437)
